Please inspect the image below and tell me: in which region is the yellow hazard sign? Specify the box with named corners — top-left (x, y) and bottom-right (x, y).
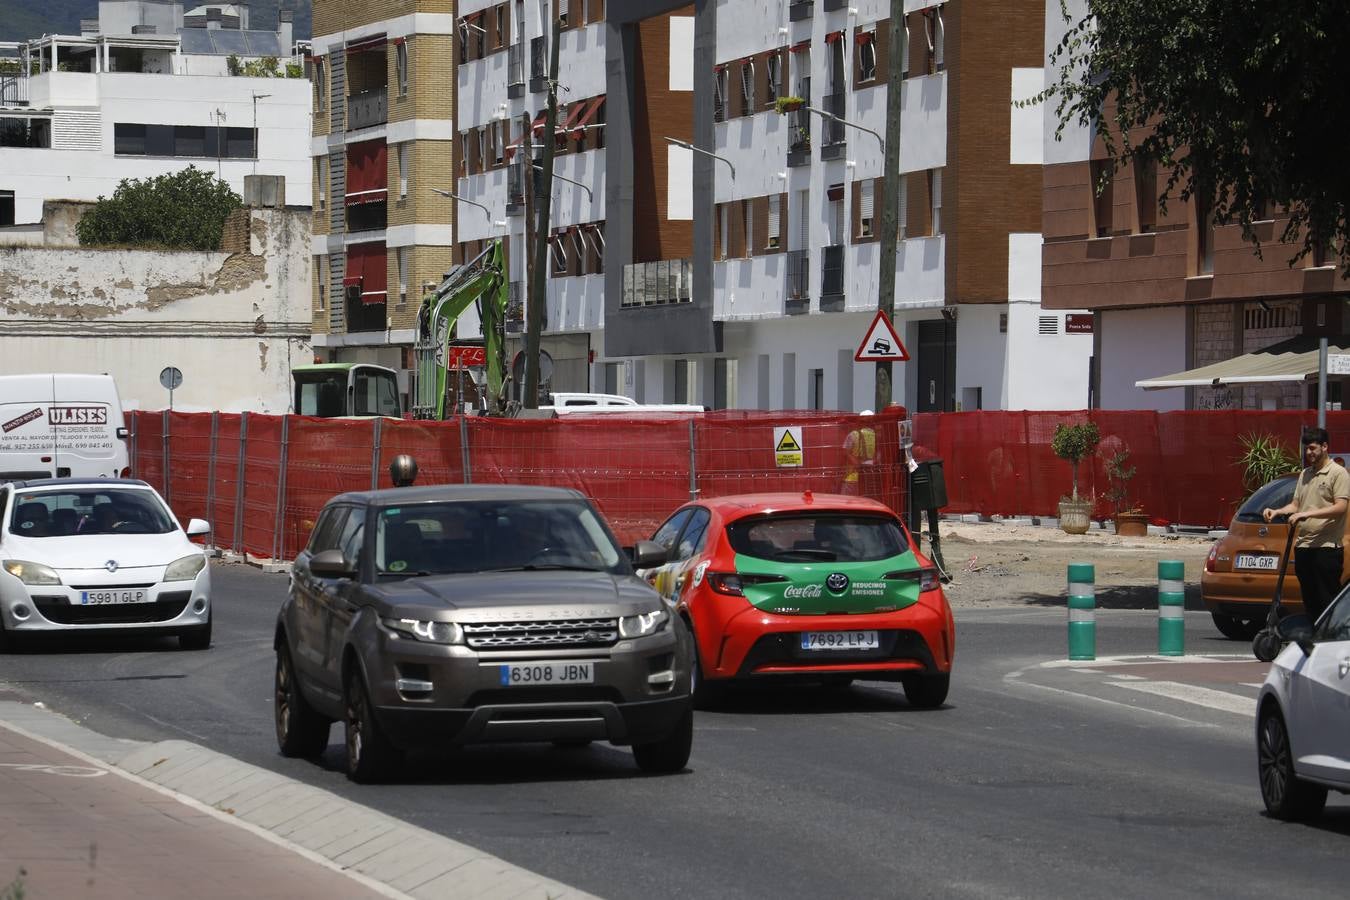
top-left (774, 426), bottom-right (804, 468)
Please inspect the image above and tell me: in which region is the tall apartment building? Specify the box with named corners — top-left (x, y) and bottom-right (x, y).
top-left (0, 0), bottom-right (309, 233)
top-left (1040, 0), bottom-right (1350, 412)
top-left (455, 0), bottom-right (1090, 411)
top-left (308, 0), bottom-right (457, 390)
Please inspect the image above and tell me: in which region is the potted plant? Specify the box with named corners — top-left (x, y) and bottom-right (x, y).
top-left (1105, 448), bottom-right (1147, 536)
top-left (775, 95), bottom-right (806, 114)
top-left (1051, 421), bottom-right (1100, 535)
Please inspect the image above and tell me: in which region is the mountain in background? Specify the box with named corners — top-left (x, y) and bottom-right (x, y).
top-left (1, 1), bottom-right (312, 44)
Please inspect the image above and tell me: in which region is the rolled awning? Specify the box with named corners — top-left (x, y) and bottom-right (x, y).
top-left (1135, 336), bottom-right (1350, 390)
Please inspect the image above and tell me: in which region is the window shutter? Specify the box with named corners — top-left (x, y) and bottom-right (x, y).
top-left (740, 60), bottom-right (755, 116)
top-left (875, 20), bottom-right (889, 83)
top-left (754, 196), bottom-right (768, 253)
top-left (767, 194), bottom-right (781, 247)
top-left (931, 168), bottom-right (942, 235)
top-left (743, 200), bottom-right (754, 258)
top-left (902, 23), bottom-right (910, 76)
top-left (717, 203), bottom-right (728, 259)
top-left (861, 179), bottom-right (874, 220)
top-left (898, 176), bottom-right (908, 239)
top-left (934, 10), bottom-right (945, 70)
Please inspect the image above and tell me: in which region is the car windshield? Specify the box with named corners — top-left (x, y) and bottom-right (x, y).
top-left (9, 488), bottom-right (177, 537)
top-left (1235, 476), bottom-right (1297, 523)
top-left (727, 514), bottom-right (908, 563)
top-left (374, 498), bottom-right (627, 576)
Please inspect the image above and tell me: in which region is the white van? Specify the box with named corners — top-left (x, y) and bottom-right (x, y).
top-left (0, 374), bottom-right (130, 481)
top-left (543, 392), bottom-right (706, 415)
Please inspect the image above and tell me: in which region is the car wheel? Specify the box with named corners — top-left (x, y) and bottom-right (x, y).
top-left (903, 672), bottom-right (950, 709)
top-left (344, 668), bottom-right (399, 783)
top-left (1212, 611), bottom-right (1261, 641)
top-left (0, 616), bottom-right (16, 653)
top-left (632, 703), bottom-right (693, 774)
top-left (178, 608), bottom-right (212, 651)
top-left (274, 643), bottom-right (331, 759)
top-left (1258, 708), bottom-right (1327, 820)
top-left (690, 643), bottom-right (726, 710)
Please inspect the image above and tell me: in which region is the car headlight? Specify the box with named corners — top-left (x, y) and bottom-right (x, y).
top-left (164, 554), bottom-right (207, 582)
top-left (619, 607), bottom-right (669, 639)
top-left (383, 617), bottom-right (465, 645)
top-left (2, 560), bottom-right (62, 586)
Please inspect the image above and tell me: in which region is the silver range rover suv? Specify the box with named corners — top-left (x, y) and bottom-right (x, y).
top-left (274, 484), bottom-right (692, 782)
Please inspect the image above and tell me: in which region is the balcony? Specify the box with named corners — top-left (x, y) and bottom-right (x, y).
top-left (347, 86), bottom-right (387, 131)
top-left (622, 258), bottom-right (693, 308)
top-left (506, 281), bottom-right (524, 333)
top-left (345, 287), bottom-right (387, 333)
top-left (823, 0), bottom-right (848, 10)
top-left (820, 92), bottom-right (847, 160)
top-left (788, 1), bottom-right (814, 22)
top-left (505, 160), bottom-right (526, 215)
top-left (507, 43), bottom-right (525, 99)
top-left (0, 71), bottom-right (28, 106)
top-left (787, 108), bottom-right (811, 168)
top-left (819, 245), bottom-right (845, 311)
top-left (529, 36), bottom-right (547, 94)
top-left (785, 249), bottom-right (810, 315)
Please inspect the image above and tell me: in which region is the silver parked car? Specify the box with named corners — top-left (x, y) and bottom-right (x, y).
top-left (274, 484), bottom-right (693, 782)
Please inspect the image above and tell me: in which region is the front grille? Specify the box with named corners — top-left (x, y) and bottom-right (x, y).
top-left (68, 582), bottom-right (156, 591)
top-left (462, 618), bottom-right (619, 650)
top-left (36, 592), bottom-right (191, 625)
top-left (466, 685), bottom-right (624, 707)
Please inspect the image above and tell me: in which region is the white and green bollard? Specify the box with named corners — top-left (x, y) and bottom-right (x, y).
top-left (1067, 562), bottom-right (1096, 660)
top-left (1158, 560), bottom-right (1185, 656)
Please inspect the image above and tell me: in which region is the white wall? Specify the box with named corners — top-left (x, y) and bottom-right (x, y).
top-left (0, 208), bottom-right (312, 412)
top-left (1101, 305), bottom-right (1188, 411)
top-left (953, 303), bottom-right (1008, 410)
top-left (1042, 0), bottom-right (1091, 166)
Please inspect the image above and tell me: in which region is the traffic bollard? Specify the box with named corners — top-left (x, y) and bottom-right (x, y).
top-left (1067, 562), bottom-right (1096, 660)
top-left (1158, 560), bottom-right (1185, 656)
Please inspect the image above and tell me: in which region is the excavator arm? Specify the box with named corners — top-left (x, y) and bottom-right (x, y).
top-left (411, 240), bottom-right (509, 418)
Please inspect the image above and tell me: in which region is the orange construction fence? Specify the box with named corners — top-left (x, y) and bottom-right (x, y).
top-left (129, 408), bottom-right (910, 561)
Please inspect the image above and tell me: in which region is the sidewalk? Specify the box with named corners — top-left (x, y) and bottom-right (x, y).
top-left (0, 721), bottom-right (392, 899)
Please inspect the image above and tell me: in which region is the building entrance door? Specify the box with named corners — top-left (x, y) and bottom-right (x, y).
top-left (916, 319), bottom-right (956, 412)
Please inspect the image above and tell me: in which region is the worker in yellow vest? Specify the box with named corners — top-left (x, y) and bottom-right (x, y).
top-left (840, 411), bottom-right (877, 496)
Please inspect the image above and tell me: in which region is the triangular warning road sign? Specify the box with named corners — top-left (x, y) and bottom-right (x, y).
top-left (854, 309), bottom-right (910, 362)
top-left (776, 430), bottom-right (802, 453)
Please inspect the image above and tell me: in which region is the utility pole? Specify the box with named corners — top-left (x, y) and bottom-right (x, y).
top-left (875, 2), bottom-right (905, 412)
top-left (525, 6), bottom-right (561, 409)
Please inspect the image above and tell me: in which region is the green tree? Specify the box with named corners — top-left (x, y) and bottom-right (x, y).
top-left (77, 166), bottom-right (242, 251)
top-left (1052, 421), bottom-right (1101, 502)
top-left (1040, 0), bottom-right (1350, 273)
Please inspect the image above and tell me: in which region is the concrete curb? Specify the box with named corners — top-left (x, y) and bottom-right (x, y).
top-left (0, 700), bottom-right (597, 900)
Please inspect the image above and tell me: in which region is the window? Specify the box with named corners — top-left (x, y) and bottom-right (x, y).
top-left (493, 120), bottom-right (505, 165)
top-left (1, 190), bottom-right (14, 228)
top-left (714, 67), bottom-right (727, 122)
top-left (495, 6), bottom-right (506, 47)
top-left (718, 204), bottom-right (728, 259)
top-left (114, 122), bottom-right (147, 155)
top-left (740, 59), bottom-right (755, 117)
top-left (477, 129), bottom-right (486, 172)
top-left (558, 0), bottom-right (570, 28)
top-left (174, 125), bottom-right (205, 157)
top-left (317, 258), bottom-right (327, 311)
top-left (1134, 155), bottom-right (1156, 233)
top-left (459, 132), bottom-right (470, 178)
top-left (551, 234), bottom-right (568, 274)
top-left (397, 247), bottom-right (408, 304)
top-left (902, 23), bottom-right (909, 77)
top-left (808, 368), bottom-right (825, 410)
top-left (767, 195), bottom-right (781, 249)
top-left (652, 508), bottom-right (694, 553)
top-left (766, 53), bottom-right (781, 104)
top-left (797, 188), bottom-right (810, 249)
top-left (742, 201), bottom-right (754, 258)
top-left (675, 508), bottom-right (712, 560)
top-left (926, 9), bottom-right (944, 73)
top-left (316, 157), bottom-right (327, 209)
top-left (898, 176), bottom-right (908, 239)
top-left (398, 143), bottom-right (408, 198)
top-left (857, 29), bottom-right (877, 83)
top-left (929, 169), bottom-right (942, 235)
top-left (396, 42), bottom-right (408, 96)
top-left (859, 179), bottom-right (874, 237)
top-left (1090, 159), bottom-right (1113, 237)
top-left (224, 127), bottom-right (256, 159)
top-left (314, 57), bottom-right (326, 111)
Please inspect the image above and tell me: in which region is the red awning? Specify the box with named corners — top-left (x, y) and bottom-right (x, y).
top-left (825, 30), bottom-right (844, 44)
top-left (568, 96), bottom-right (605, 138)
top-left (346, 242), bottom-right (388, 304)
top-left (789, 40), bottom-right (810, 52)
top-left (855, 31), bottom-right (874, 45)
top-left (345, 139), bottom-right (387, 204)
top-left (714, 62), bottom-right (727, 73)
top-left (345, 35), bottom-right (386, 54)
top-left (504, 111), bottom-right (549, 156)
top-left (827, 183), bottom-right (844, 201)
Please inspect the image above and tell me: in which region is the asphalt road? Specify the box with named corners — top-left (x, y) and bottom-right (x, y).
top-left (2, 563), bottom-right (1347, 899)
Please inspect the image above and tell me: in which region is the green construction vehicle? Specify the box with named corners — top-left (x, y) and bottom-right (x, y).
top-left (292, 363), bottom-right (402, 418)
top-left (412, 239), bottom-right (510, 418)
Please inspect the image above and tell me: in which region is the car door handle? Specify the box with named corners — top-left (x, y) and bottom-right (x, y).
top-left (1339, 656), bottom-right (1350, 678)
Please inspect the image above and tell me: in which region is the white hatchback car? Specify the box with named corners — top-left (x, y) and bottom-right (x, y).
top-left (1256, 592), bottom-right (1350, 819)
top-left (0, 478), bottom-right (212, 650)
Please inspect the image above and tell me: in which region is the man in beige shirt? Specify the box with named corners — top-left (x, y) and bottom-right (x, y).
top-left (1263, 426), bottom-right (1350, 622)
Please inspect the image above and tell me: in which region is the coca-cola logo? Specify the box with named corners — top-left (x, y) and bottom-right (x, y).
top-left (783, 583), bottom-right (823, 599)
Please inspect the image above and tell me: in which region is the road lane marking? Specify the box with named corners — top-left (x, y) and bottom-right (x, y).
top-left (1107, 673), bottom-right (1145, 681)
top-left (1002, 667), bottom-right (1217, 727)
top-left (0, 762), bottom-right (107, 777)
top-left (1108, 680), bottom-right (1255, 717)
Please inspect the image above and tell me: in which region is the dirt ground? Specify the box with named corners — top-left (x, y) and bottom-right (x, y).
top-left (923, 520), bottom-right (1217, 610)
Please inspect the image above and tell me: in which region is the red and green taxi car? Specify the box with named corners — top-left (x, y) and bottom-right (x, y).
top-left (640, 492), bottom-right (954, 708)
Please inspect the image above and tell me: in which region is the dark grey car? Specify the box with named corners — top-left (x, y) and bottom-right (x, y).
top-left (273, 484), bottom-right (693, 782)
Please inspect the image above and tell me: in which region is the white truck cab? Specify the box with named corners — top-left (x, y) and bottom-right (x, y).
top-left (0, 374), bottom-right (130, 481)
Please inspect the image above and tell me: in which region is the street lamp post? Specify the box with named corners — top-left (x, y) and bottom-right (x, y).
top-left (429, 187), bottom-right (505, 226)
top-left (662, 136), bottom-right (736, 180)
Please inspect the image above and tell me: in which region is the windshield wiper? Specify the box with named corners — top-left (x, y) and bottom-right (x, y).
top-left (484, 564), bottom-right (604, 573)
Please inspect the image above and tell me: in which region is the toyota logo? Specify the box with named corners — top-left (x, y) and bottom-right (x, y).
top-left (105, 560), bottom-right (118, 573)
top-left (826, 572), bottom-right (849, 593)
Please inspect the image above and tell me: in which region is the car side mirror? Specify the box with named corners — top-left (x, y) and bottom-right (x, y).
top-left (1278, 615), bottom-right (1315, 656)
top-left (631, 540), bottom-right (668, 568)
top-left (186, 518), bottom-right (210, 536)
top-left (310, 548), bottom-right (356, 579)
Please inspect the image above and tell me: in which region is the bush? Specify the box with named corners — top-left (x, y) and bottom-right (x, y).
top-left (1051, 421), bottom-right (1101, 502)
top-left (76, 166), bottom-right (243, 251)
top-left (1237, 432), bottom-right (1299, 498)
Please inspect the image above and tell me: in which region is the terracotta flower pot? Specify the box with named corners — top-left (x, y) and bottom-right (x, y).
top-left (1058, 499), bottom-right (1093, 535)
top-left (1114, 511), bottom-right (1149, 537)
